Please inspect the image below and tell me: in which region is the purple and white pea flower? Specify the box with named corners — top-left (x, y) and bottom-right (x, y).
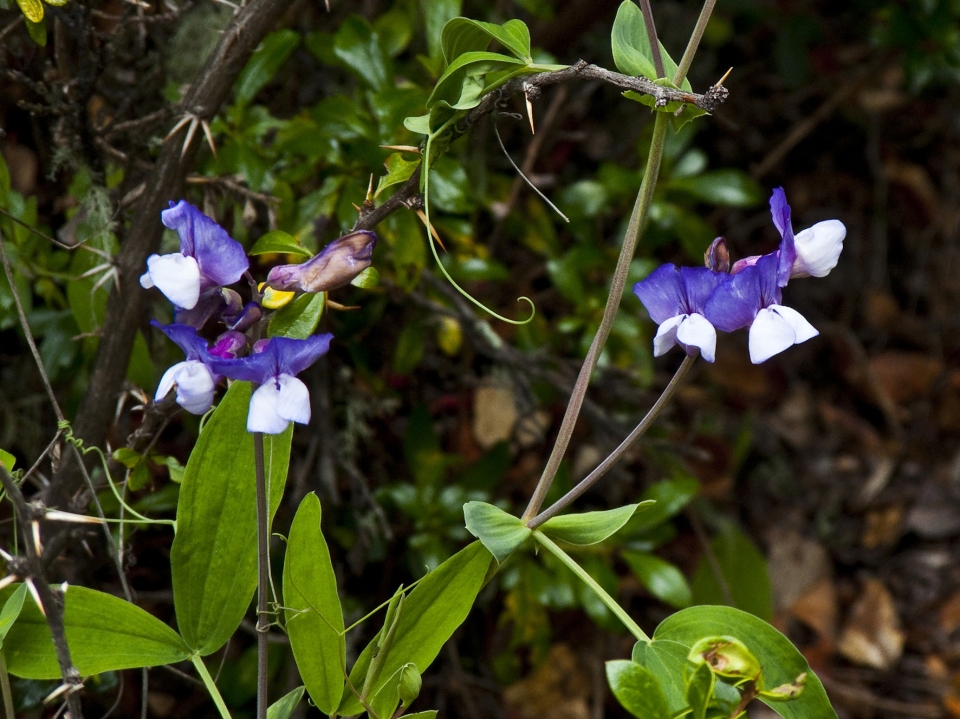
top-left (140, 201), bottom-right (249, 311)
top-left (266, 230), bottom-right (376, 294)
top-left (206, 333), bottom-right (333, 434)
top-left (153, 322), bottom-right (240, 415)
top-left (704, 252), bottom-right (818, 364)
top-left (633, 265), bottom-right (729, 363)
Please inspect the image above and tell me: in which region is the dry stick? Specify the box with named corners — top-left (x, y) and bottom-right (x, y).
top-left (521, 0), bottom-right (721, 523)
top-left (253, 432), bottom-right (270, 719)
top-left (527, 353), bottom-right (697, 529)
top-left (0, 468), bottom-right (83, 719)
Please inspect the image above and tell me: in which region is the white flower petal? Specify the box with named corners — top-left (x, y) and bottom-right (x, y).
top-left (247, 382), bottom-right (291, 434)
top-left (748, 307), bottom-right (797, 364)
top-left (792, 220), bottom-right (845, 278)
top-left (676, 313), bottom-right (717, 363)
top-left (155, 361), bottom-right (187, 402)
top-left (174, 361), bottom-right (216, 415)
top-left (144, 253), bottom-right (201, 309)
top-left (276, 374), bottom-right (311, 425)
top-left (770, 304), bottom-right (819, 344)
top-left (139, 270), bottom-right (155, 289)
top-left (653, 315), bottom-right (685, 357)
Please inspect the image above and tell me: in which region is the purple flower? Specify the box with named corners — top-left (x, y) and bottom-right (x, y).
top-left (207, 334), bottom-right (333, 434)
top-left (140, 201), bottom-right (249, 310)
top-left (266, 231), bottom-right (376, 293)
top-left (633, 265), bottom-right (729, 363)
top-left (703, 253), bottom-right (818, 364)
top-left (152, 322), bottom-right (223, 414)
top-left (731, 188), bottom-right (845, 280)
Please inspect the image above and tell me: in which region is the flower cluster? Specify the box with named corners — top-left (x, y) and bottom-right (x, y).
top-left (634, 188), bottom-right (845, 365)
top-left (142, 201), bottom-right (376, 432)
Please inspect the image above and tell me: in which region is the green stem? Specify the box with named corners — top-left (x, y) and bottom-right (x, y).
top-left (191, 655), bottom-right (232, 719)
top-left (0, 653), bottom-right (14, 719)
top-left (521, 111), bottom-right (671, 522)
top-left (534, 532), bottom-right (649, 643)
top-left (672, 0), bottom-right (717, 86)
top-left (253, 431), bottom-right (270, 719)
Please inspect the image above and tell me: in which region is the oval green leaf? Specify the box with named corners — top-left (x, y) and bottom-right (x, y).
top-left (171, 381), bottom-right (292, 655)
top-left (249, 230), bottom-right (313, 258)
top-left (283, 493), bottom-right (345, 715)
top-left (267, 686), bottom-right (305, 719)
top-left (605, 660), bottom-right (672, 719)
top-left (427, 51), bottom-right (527, 109)
top-left (539, 502), bottom-right (652, 546)
top-left (2, 585), bottom-right (190, 679)
top-left (463, 501), bottom-right (530, 564)
top-left (338, 541), bottom-right (492, 716)
top-left (235, 30), bottom-right (300, 107)
top-left (441, 17), bottom-right (532, 63)
top-left (622, 551), bottom-right (692, 609)
top-left (267, 292), bottom-right (326, 340)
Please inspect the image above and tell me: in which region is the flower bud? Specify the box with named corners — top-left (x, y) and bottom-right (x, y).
top-left (266, 230), bottom-right (376, 293)
top-left (209, 331), bottom-right (247, 359)
top-left (223, 302), bottom-right (262, 332)
top-left (704, 237), bottom-right (730, 273)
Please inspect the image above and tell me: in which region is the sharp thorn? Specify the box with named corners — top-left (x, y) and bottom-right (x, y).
top-left (25, 578), bottom-right (45, 616)
top-left (201, 120), bottom-right (217, 158)
top-left (525, 92), bottom-right (535, 134)
top-left (715, 67), bottom-right (733, 87)
top-left (181, 117), bottom-right (199, 160)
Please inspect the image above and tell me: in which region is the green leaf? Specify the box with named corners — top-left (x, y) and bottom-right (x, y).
top-left (650, 605), bottom-right (836, 719)
top-left (376, 153), bottom-right (421, 198)
top-left (0, 147), bottom-right (10, 197)
top-left (369, 662), bottom-right (420, 719)
top-left (427, 51), bottom-right (527, 109)
top-left (249, 230), bottom-right (313, 258)
top-left (605, 660), bottom-right (672, 719)
top-left (668, 170), bottom-right (763, 207)
top-left (687, 635), bottom-right (761, 680)
top-left (539, 502), bottom-right (652, 545)
top-left (351, 267), bottom-right (379, 289)
top-left (0, 448), bottom-right (15, 471)
top-left (622, 551), bottom-right (692, 609)
top-left (14, 0), bottom-right (42, 24)
top-left (628, 476), bottom-right (699, 533)
top-left (2, 585), bottom-right (190, 679)
top-left (235, 30), bottom-right (300, 107)
top-left (631, 638), bottom-right (689, 712)
top-left (685, 661), bottom-right (715, 719)
top-left (268, 292), bottom-right (326, 340)
top-left (398, 663), bottom-right (422, 707)
top-left (392, 320), bottom-right (425, 375)
top-left (338, 542), bottom-right (492, 716)
top-left (403, 713), bottom-right (438, 719)
top-left (267, 686), bottom-right (305, 719)
top-left (611, 1), bottom-right (689, 87)
top-left (333, 15), bottom-right (391, 91)
top-left (24, 15), bottom-right (45, 46)
top-left (0, 585), bottom-right (27, 648)
top-left (463, 501), bottom-right (530, 564)
top-left (691, 523), bottom-right (773, 621)
top-left (403, 114), bottom-right (431, 135)
top-left (284, 494), bottom-right (344, 714)
top-left (441, 18), bottom-right (532, 63)
top-left (420, 0), bottom-right (461, 59)
top-left (171, 382), bottom-right (292, 655)
top-left (112, 448), bottom-right (142, 469)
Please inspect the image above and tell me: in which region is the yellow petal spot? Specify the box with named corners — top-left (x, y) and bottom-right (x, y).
top-left (259, 283), bottom-right (295, 310)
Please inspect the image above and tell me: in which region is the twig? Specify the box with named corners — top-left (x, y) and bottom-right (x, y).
top-left (0, 468), bottom-right (83, 719)
top-left (0, 15), bottom-right (24, 44)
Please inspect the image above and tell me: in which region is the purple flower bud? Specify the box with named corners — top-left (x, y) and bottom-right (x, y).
top-left (209, 331), bottom-right (247, 359)
top-left (704, 237), bottom-right (730, 273)
top-left (223, 302), bottom-right (262, 332)
top-left (266, 231), bottom-right (376, 294)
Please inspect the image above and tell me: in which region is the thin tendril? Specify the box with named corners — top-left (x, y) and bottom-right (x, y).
top-left (424, 130), bottom-right (535, 326)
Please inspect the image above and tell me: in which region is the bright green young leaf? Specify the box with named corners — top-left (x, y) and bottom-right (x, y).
top-left (463, 501), bottom-right (530, 564)
top-left (284, 493), bottom-right (345, 715)
top-left (370, 662), bottom-right (420, 719)
top-left (539, 502), bottom-right (652, 546)
top-left (611, 1), bottom-right (688, 86)
top-left (691, 523), bottom-right (773, 621)
top-left (267, 686), bottom-right (305, 719)
top-left (171, 381), bottom-right (292, 655)
top-left (333, 15), bottom-right (392, 91)
top-left (686, 661), bottom-right (715, 719)
top-left (441, 18), bottom-right (532, 63)
top-left (427, 51), bottom-right (527, 109)
top-left (652, 606), bottom-right (836, 718)
top-left (376, 153), bottom-right (422, 197)
top-left (605, 660), bottom-right (672, 719)
top-left (14, 0), bottom-right (42, 24)
top-left (622, 551), bottom-right (692, 609)
top-left (668, 170), bottom-right (764, 207)
top-left (2, 585), bottom-right (190, 679)
top-left (249, 230), bottom-right (313, 258)
top-left (235, 30), bottom-right (300, 107)
top-left (338, 541), bottom-right (492, 716)
top-left (0, 448), bottom-right (15, 471)
top-left (112, 448), bottom-right (142, 469)
top-left (267, 292), bottom-right (326, 340)
top-left (0, 584), bottom-right (27, 648)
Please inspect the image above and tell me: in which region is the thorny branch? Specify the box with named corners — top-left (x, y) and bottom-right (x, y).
top-left (0, 467), bottom-right (83, 719)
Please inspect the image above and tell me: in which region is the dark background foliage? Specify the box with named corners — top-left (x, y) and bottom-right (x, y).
top-left (2, 0), bottom-right (960, 716)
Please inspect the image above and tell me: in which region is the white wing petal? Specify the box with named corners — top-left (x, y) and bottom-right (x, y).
top-left (247, 382), bottom-right (291, 434)
top-left (276, 374), bottom-right (311, 425)
top-left (748, 307), bottom-right (797, 363)
top-left (145, 253), bottom-right (201, 309)
top-left (676, 313), bottom-right (717, 363)
top-left (653, 314), bottom-right (685, 357)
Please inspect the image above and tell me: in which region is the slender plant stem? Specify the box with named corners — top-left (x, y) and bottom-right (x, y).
top-left (522, 111), bottom-right (671, 522)
top-left (191, 655), bottom-right (232, 719)
top-left (253, 431), bottom-right (270, 719)
top-left (528, 353), bottom-right (697, 529)
top-left (638, 0), bottom-right (665, 78)
top-left (672, 0), bottom-right (717, 87)
top-left (533, 532), bottom-right (649, 643)
top-left (0, 653), bottom-right (14, 719)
